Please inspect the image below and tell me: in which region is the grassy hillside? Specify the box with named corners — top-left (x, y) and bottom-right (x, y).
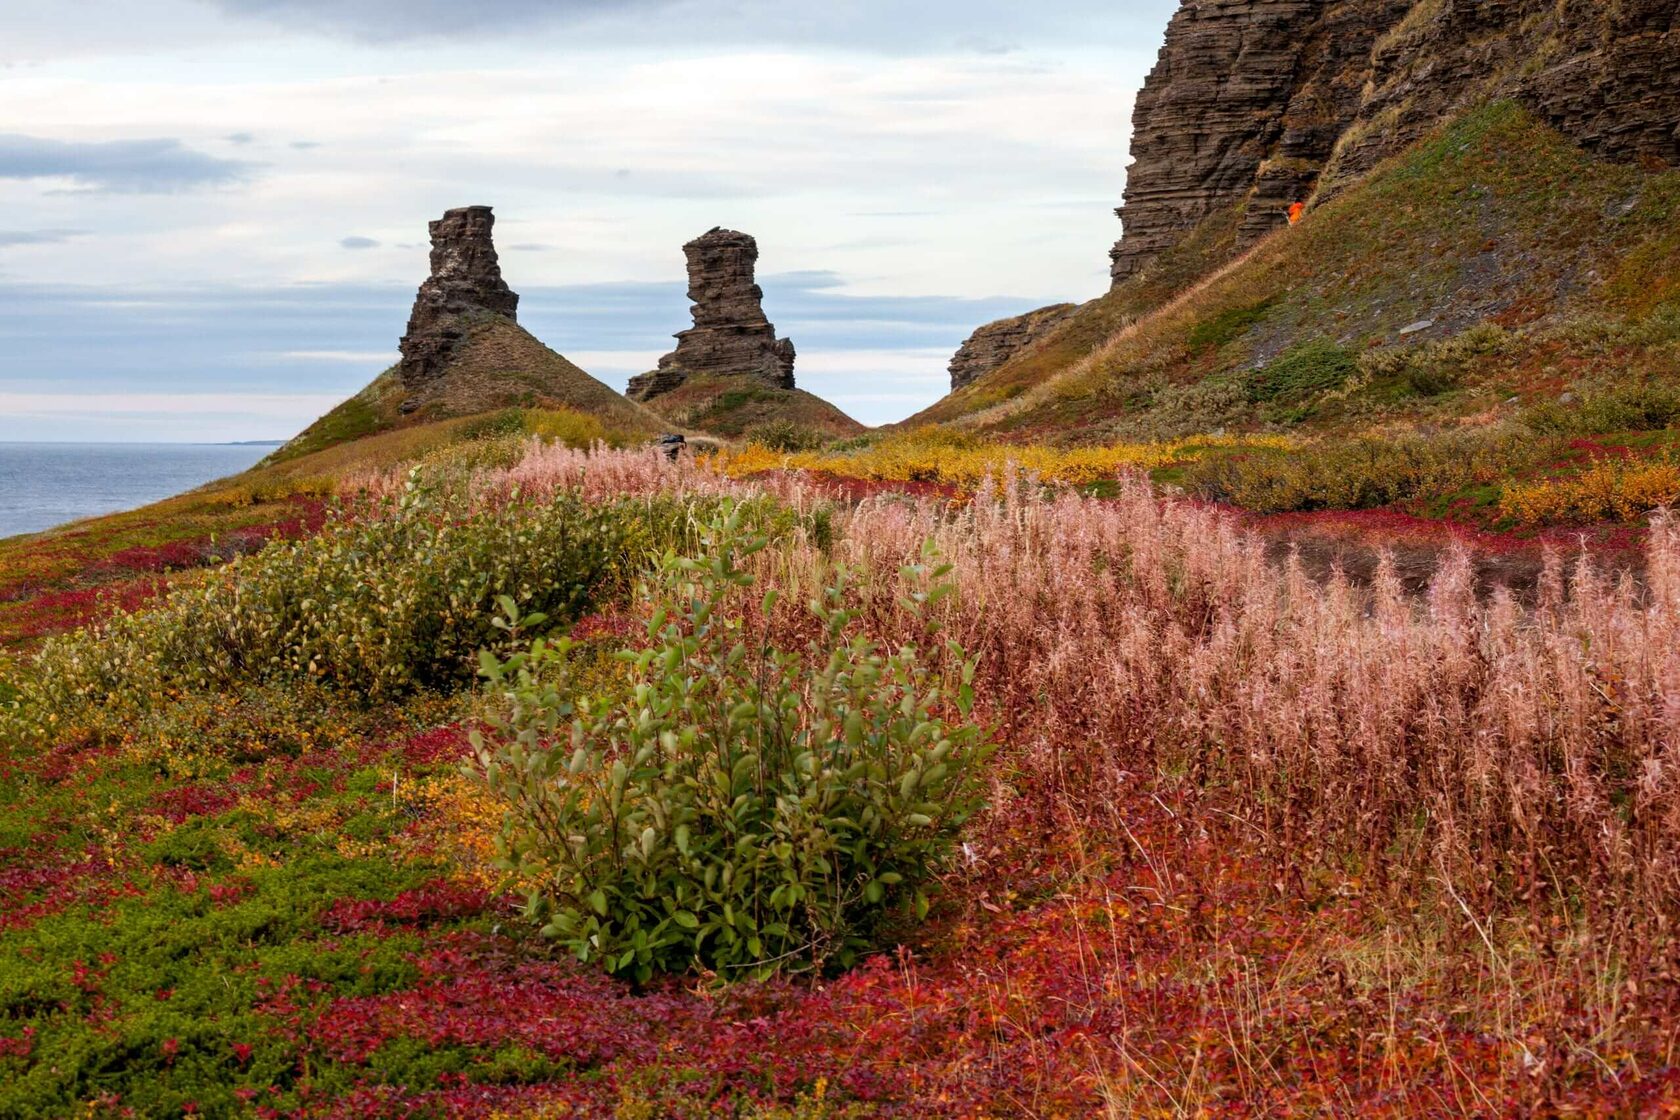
top-left (927, 102), bottom-right (1680, 443)
top-left (273, 315), bottom-right (666, 464)
top-left (636, 374), bottom-right (866, 444)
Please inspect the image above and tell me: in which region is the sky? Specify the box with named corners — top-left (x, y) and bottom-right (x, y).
top-left (0, 0), bottom-right (1178, 441)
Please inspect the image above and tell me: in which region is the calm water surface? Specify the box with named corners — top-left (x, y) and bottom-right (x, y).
top-left (0, 443), bottom-right (275, 539)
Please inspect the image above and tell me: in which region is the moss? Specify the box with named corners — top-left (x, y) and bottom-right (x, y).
top-left (1247, 339), bottom-right (1358, 403)
top-left (1186, 296), bottom-right (1281, 351)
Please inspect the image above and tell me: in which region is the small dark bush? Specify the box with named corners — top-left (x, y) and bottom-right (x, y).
top-left (745, 419), bottom-right (827, 453)
top-left (1246, 339), bottom-right (1357, 403)
top-left (1186, 295), bottom-right (1280, 350)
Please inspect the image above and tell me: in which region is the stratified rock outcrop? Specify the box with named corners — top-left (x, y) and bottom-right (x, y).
top-left (949, 304), bottom-right (1078, 391)
top-left (1111, 0), bottom-right (1680, 285)
top-left (398, 205), bottom-right (520, 398)
top-left (628, 228), bottom-right (796, 402)
top-left (1111, 0), bottom-right (1403, 284)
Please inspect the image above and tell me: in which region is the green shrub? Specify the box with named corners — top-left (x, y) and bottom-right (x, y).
top-left (475, 506), bottom-right (989, 981)
top-left (9, 483), bottom-right (819, 738)
top-left (744, 419), bottom-right (828, 453)
top-left (1523, 382), bottom-right (1680, 436)
top-left (12, 482), bottom-right (628, 723)
top-left (1185, 428), bottom-right (1538, 512)
top-left (1357, 323), bottom-right (1511, 399)
top-left (1247, 339), bottom-right (1358, 403)
top-left (1185, 295), bottom-right (1279, 350)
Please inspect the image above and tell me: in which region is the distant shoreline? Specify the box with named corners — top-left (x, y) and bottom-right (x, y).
top-left (0, 439), bottom-right (285, 447)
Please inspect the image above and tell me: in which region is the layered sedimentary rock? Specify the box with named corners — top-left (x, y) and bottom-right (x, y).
top-left (948, 304), bottom-right (1077, 391)
top-left (1112, 0), bottom-right (1680, 285)
top-left (397, 206), bottom-right (519, 396)
top-left (628, 228), bottom-right (796, 402)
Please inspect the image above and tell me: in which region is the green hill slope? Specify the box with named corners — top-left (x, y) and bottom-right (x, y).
top-left (636, 375), bottom-right (866, 444)
top-left (921, 103), bottom-right (1680, 443)
top-left (272, 315), bottom-right (667, 464)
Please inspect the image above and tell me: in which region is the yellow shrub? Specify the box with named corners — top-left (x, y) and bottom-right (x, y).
top-left (715, 430), bottom-right (1296, 488)
top-left (1501, 458), bottom-right (1680, 525)
top-left (522, 407), bottom-right (611, 448)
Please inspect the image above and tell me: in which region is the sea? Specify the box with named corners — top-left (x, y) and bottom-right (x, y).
top-left (0, 443), bottom-right (279, 540)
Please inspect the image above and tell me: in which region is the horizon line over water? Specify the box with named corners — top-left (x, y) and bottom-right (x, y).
top-left (0, 442), bottom-right (277, 539)
top-left (0, 439), bottom-right (285, 447)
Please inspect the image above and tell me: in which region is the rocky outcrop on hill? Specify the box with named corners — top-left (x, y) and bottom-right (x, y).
top-left (397, 206), bottom-right (520, 401)
top-left (949, 304), bottom-right (1078, 391)
top-left (628, 228), bottom-right (796, 402)
top-left (1111, 0), bottom-right (1680, 285)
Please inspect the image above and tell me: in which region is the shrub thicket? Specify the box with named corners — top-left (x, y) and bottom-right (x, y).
top-left (475, 506), bottom-right (989, 981)
top-left (743, 419), bottom-right (828, 453)
top-left (11, 479), bottom-right (811, 737)
top-left (1523, 382), bottom-right (1680, 436)
top-left (1184, 428), bottom-right (1533, 512)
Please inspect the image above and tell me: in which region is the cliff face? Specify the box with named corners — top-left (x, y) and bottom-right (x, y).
top-left (398, 206), bottom-right (520, 401)
top-left (1112, 0), bottom-right (1680, 285)
top-left (627, 228), bottom-right (796, 402)
top-left (948, 305), bottom-right (1078, 391)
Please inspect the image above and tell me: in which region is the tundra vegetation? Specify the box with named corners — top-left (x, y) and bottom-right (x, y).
top-left (5, 440), bottom-right (1680, 1116)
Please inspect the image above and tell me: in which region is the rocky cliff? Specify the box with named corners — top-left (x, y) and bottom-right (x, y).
top-left (628, 228), bottom-right (797, 402)
top-left (276, 205), bottom-right (663, 463)
top-left (1111, 0), bottom-right (1680, 284)
top-left (948, 304), bottom-right (1078, 391)
top-left (397, 206), bottom-right (520, 405)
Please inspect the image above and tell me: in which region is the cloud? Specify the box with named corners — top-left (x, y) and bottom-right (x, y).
top-left (207, 0), bottom-right (659, 41)
top-left (224, 131), bottom-right (256, 144)
top-left (197, 0), bottom-right (1173, 54)
top-left (0, 228), bottom-right (85, 247)
top-left (0, 134), bottom-right (251, 193)
top-left (339, 235), bottom-right (380, 249)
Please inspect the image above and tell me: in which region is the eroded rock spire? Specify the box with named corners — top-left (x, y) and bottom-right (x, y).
top-left (397, 205), bottom-right (519, 395)
top-left (627, 228), bottom-right (795, 402)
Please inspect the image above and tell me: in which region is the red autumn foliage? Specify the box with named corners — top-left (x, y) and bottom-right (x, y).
top-left (320, 882), bottom-right (495, 935)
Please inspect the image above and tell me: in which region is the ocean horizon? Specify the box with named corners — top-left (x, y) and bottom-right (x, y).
top-left (0, 441), bottom-right (280, 539)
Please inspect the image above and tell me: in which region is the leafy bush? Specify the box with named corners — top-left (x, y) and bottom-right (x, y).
top-left (1523, 382), bottom-right (1680, 436)
top-left (1356, 323), bottom-right (1511, 399)
top-left (1500, 455), bottom-right (1680, 525)
top-left (1185, 428), bottom-right (1535, 512)
top-left (475, 506), bottom-right (989, 981)
top-left (10, 482), bottom-right (810, 736)
top-left (744, 419), bottom-right (828, 453)
top-left (1246, 339), bottom-right (1358, 403)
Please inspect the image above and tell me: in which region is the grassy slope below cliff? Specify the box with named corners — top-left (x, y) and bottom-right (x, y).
top-left (273, 316), bottom-right (666, 464)
top-left (637, 374), bottom-right (866, 442)
top-left (926, 102), bottom-right (1680, 444)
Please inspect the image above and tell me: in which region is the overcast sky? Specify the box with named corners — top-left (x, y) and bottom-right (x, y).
top-left (0, 0), bottom-right (1177, 440)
